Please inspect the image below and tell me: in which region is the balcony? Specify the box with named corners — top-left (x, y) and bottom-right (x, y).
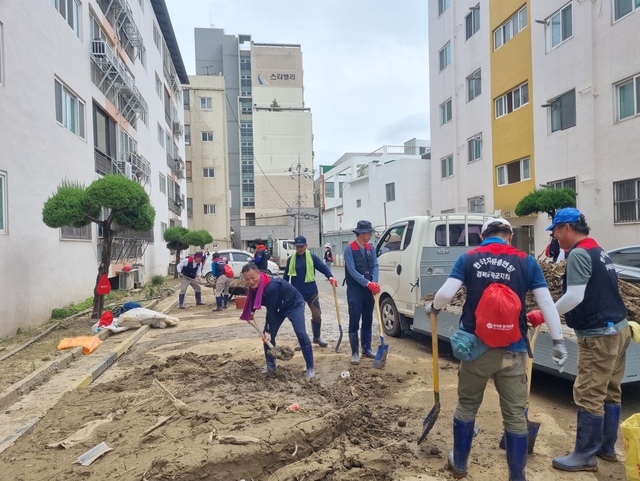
top-left (172, 121), bottom-right (183, 137)
top-left (168, 194), bottom-right (184, 215)
top-left (91, 40), bottom-right (148, 123)
top-left (94, 149), bottom-right (149, 185)
top-left (97, 0), bottom-right (143, 50)
top-left (129, 152), bottom-right (151, 181)
top-left (167, 154), bottom-right (184, 179)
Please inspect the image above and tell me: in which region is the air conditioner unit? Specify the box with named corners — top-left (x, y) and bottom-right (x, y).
top-left (118, 271), bottom-right (133, 291)
top-left (133, 268), bottom-right (143, 286)
top-left (91, 40), bottom-right (106, 56)
top-left (117, 161), bottom-right (134, 179)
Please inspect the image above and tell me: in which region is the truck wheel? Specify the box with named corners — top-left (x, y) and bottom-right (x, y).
top-left (205, 272), bottom-right (214, 284)
top-left (380, 297), bottom-right (402, 337)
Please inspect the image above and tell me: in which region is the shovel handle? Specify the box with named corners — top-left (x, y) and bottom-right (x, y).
top-left (429, 312), bottom-right (439, 395)
top-left (248, 319), bottom-right (275, 350)
top-left (331, 284), bottom-right (342, 327)
top-left (374, 293), bottom-right (384, 337)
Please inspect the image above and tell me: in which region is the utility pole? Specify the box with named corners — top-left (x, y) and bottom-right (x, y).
top-left (288, 155), bottom-right (312, 238)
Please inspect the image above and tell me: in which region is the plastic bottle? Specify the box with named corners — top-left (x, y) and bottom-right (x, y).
top-left (604, 322), bottom-right (617, 336)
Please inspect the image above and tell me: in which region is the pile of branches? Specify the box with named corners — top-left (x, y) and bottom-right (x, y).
top-left (422, 259), bottom-right (640, 323)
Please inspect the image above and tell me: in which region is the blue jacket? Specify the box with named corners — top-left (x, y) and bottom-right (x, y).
top-left (283, 252), bottom-right (333, 297)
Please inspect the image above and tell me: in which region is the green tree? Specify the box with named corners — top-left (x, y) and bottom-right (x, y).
top-left (42, 176), bottom-right (155, 318)
top-left (515, 188), bottom-right (577, 220)
top-left (163, 228), bottom-right (213, 278)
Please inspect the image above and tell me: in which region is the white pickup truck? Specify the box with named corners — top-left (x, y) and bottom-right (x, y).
top-left (375, 214), bottom-right (640, 384)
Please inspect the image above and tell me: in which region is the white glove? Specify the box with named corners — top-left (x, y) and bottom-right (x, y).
top-left (552, 339), bottom-right (568, 369)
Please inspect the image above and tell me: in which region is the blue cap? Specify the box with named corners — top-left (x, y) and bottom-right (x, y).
top-left (294, 235), bottom-right (307, 246)
top-left (547, 207), bottom-right (582, 231)
top-left (353, 220), bottom-right (374, 234)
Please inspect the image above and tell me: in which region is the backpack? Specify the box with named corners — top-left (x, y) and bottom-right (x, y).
top-left (474, 283), bottom-right (523, 348)
top-left (224, 264), bottom-right (235, 278)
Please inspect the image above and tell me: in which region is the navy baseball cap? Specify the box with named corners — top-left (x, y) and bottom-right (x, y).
top-left (547, 207), bottom-right (582, 231)
top-left (294, 236), bottom-right (307, 246)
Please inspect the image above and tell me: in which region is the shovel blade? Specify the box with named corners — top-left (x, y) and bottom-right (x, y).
top-left (335, 325), bottom-right (343, 352)
top-left (372, 342), bottom-right (389, 369)
top-left (417, 403), bottom-right (440, 445)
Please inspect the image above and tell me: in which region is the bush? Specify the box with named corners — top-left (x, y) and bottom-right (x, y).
top-left (51, 292), bottom-right (121, 319)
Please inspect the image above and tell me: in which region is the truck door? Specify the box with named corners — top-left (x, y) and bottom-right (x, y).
top-left (376, 221), bottom-right (414, 298)
top-left (278, 240), bottom-right (296, 268)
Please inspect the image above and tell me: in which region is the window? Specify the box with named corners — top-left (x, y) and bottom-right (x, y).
top-left (616, 74), bottom-right (640, 120)
top-left (138, 45), bottom-right (146, 69)
top-left (161, 222), bottom-right (167, 239)
top-left (201, 131), bottom-right (214, 142)
top-left (186, 161), bottom-right (192, 181)
top-left (547, 176), bottom-right (577, 191)
top-left (549, 89), bottom-right (576, 132)
top-left (466, 5), bottom-right (480, 39)
top-left (467, 196), bottom-right (485, 213)
top-left (0, 171), bottom-right (5, 234)
top-left (495, 82), bottom-right (529, 118)
top-left (204, 204), bottom-right (216, 215)
top-left (385, 183), bottom-right (396, 202)
top-left (159, 173), bottom-right (166, 194)
top-left (55, 79), bottom-right (85, 139)
top-left (441, 154), bottom-right (454, 179)
top-left (200, 97), bottom-right (212, 110)
top-left (435, 224), bottom-right (483, 247)
top-left (153, 22), bottom-right (161, 51)
top-left (325, 182), bottom-right (335, 198)
top-left (467, 69), bottom-right (481, 101)
top-left (614, 0), bottom-right (640, 21)
top-left (547, 3), bottom-right (573, 51)
top-left (155, 73), bottom-right (162, 97)
top-left (439, 42), bottom-right (451, 71)
top-left (494, 5), bottom-right (527, 50)
top-left (613, 178), bottom-right (640, 222)
top-left (183, 90), bottom-right (190, 110)
top-left (245, 213), bottom-right (256, 226)
top-left (187, 198), bottom-right (193, 218)
top-left (61, 225), bottom-right (91, 240)
top-left (356, 199), bottom-right (362, 208)
top-left (157, 123), bottom-right (164, 146)
top-left (184, 124), bottom-right (191, 145)
top-left (378, 224), bottom-right (407, 255)
top-left (440, 98), bottom-right (453, 124)
top-left (51, 0), bottom-right (80, 37)
top-left (203, 168), bottom-right (215, 178)
top-left (438, 0), bottom-right (451, 16)
top-left (497, 158), bottom-right (531, 186)
top-left (468, 134), bottom-right (482, 163)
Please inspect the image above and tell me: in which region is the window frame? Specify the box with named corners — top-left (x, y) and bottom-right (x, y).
top-left (440, 98), bottom-right (453, 125)
top-left (549, 89), bottom-right (576, 133)
top-left (356, 199), bottom-right (362, 208)
top-left (497, 157), bottom-right (531, 186)
top-left (51, 0), bottom-right (81, 37)
top-left (54, 78), bottom-right (86, 139)
top-left (616, 73), bottom-right (640, 121)
top-left (467, 68), bottom-right (482, 101)
top-left (614, 0), bottom-right (640, 22)
top-left (547, 2), bottom-right (573, 51)
top-left (204, 204), bottom-right (216, 215)
top-left (467, 195), bottom-right (485, 214)
top-left (61, 225), bottom-right (91, 240)
top-left (159, 173), bottom-right (166, 195)
top-left (613, 178), bottom-right (640, 223)
top-left (385, 182), bottom-right (396, 202)
top-left (495, 82), bottom-right (529, 118)
top-left (203, 168), bottom-right (215, 178)
top-left (494, 5), bottom-right (527, 50)
top-left (200, 97), bottom-right (213, 110)
top-left (438, 42), bottom-right (452, 72)
top-left (184, 124), bottom-right (191, 145)
top-left (466, 5), bottom-right (480, 40)
top-left (441, 154), bottom-right (454, 179)
top-left (201, 131), bottom-right (214, 142)
top-left (467, 134), bottom-right (483, 163)
top-left (438, 0), bottom-right (451, 16)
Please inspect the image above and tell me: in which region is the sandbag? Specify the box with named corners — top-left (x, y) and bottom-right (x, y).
top-left (117, 307), bottom-right (179, 329)
top-left (622, 413), bottom-right (640, 481)
top-left (57, 336), bottom-right (103, 355)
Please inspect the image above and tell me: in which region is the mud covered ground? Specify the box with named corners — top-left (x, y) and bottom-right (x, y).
top-left (0, 272), bottom-right (631, 481)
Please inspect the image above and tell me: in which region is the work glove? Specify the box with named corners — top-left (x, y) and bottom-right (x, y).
top-left (551, 339), bottom-right (568, 370)
top-left (526, 310), bottom-right (545, 328)
top-left (629, 321), bottom-right (640, 343)
top-left (426, 302), bottom-right (441, 316)
top-left (329, 277), bottom-right (338, 287)
top-left (367, 281), bottom-right (381, 295)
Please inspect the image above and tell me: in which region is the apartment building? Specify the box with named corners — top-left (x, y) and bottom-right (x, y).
top-left (321, 140), bottom-right (431, 252)
top-left (183, 75), bottom-right (231, 249)
top-left (194, 28), bottom-right (317, 249)
top-left (0, 0), bottom-right (187, 337)
top-left (429, 0), bottom-right (640, 254)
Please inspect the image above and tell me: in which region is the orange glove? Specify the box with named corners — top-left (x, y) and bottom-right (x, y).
top-left (527, 310), bottom-right (545, 327)
top-left (367, 282), bottom-right (381, 295)
top-left (329, 277), bottom-right (338, 287)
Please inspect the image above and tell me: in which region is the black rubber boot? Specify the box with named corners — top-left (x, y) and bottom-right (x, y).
top-left (597, 403), bottom-right (621, 462)
top-left (447, 417), bottom-right (475, 479)
top-left (361, 329), bottom-right (375, 358)
top-left (223, 295), bottom-right (229, 309)
top-left (552, 410), bottom-right (603, 472)
top-left (311, 322), bottom-right (328, 347)
top-left (505, 431), bottom-right (528, 481)
top-left (300, 342), bottom-right (315, 378)
top-left (349, 332), bottom-right (360, 365)
top-left (262, 343), bottom-right (277, 374)
top-left (178, 294), bottom-right (185, 309)
top-left (195, 292), bottom-right (205, 306)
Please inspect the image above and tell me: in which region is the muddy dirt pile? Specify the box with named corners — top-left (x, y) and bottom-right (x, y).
top-left (422, 259), bottom-right (640, 323)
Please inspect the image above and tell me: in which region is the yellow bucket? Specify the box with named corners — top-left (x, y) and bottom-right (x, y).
top-left (622, 413), bottom-right (640, 481)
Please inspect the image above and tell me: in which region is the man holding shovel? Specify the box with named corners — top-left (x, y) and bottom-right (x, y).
top-left (240, 263), bottom-right (316, 379)
top-left (283, 235), bottom-right (338, 348)
top-left (344, 220), bottom-right (380, 365)
top-left (429, 217), bottom-right (567, 481)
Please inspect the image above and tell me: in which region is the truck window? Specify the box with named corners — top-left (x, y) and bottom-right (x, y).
top-left (435, 224), bottom-right (483, 247)
top-left (402, 220), bottom-right (415, 249)
top-left (378, 224), bottom-right (407, 256)
top-left (282, 241), bottom-right (296, 250)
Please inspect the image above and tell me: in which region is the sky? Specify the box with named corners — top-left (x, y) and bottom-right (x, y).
top-left (163, 0), bottom-right (430, 172)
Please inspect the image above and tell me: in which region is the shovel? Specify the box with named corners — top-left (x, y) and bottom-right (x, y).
top-left (418, 311), bottom-right (441, 445)
top-left (498, 325), bottom-right (542, 453)
top-left (246, 318), bottom-right (294, 361)
top-left (372, 293), bottom-right (389, 369)
top-left (332, 284), bottom-right (344, 352)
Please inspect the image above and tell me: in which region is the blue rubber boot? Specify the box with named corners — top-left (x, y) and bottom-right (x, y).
top-left (213, 297), bottom-right (223, 311)
top-left (552, 410), bottom-right (603, 472)
top-left (262, 344), bottom-right (277, 374)
top-left (361, 329), bottom-right (375, 358)
top-left (300, 343), bottom-right (315, 378)
top-left (349, 332), bottom-right (360, 365)
top-left (178, 294), bottom-right (185, 309)
top-left (597, 403), bottom-right (621, 462)
top-left (447, 417), bottom-right (475, 479)
top-left (505, 431), bottom-right (528, 481)
top-left (195, 292), bottom-right (205, 305)
top-left (223, 295), bottom-right (230, 309)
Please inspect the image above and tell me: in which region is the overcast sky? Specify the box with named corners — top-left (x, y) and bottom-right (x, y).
top-left (164, 0), bottom-right (430, 171)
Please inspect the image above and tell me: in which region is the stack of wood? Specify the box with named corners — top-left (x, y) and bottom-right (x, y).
top-left (422, 258), bottom-right (640, 323)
